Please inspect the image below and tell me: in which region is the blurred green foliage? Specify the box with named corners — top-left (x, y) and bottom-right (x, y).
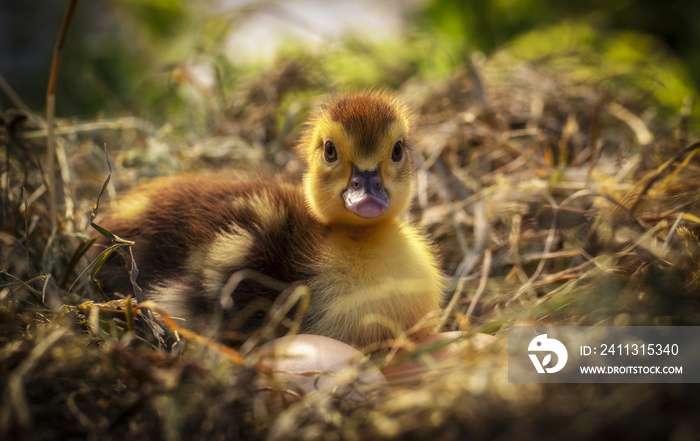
top-left (1, 0), bottom-right (698, 128)
top-left (417, 0), bottom-right (700, 125)
top-left (420, 0), bottom-right (700, 77)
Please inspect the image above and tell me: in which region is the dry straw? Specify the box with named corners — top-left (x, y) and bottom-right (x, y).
top-left (1, 4), bottom-right (700, 439)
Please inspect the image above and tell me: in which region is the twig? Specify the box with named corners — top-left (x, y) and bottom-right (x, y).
top-left (46, 0), bottom-right (78, 232)
top-left (55, 137), bottom-right (74, 228)
top-left (18, 117), bottom-right (157, 140)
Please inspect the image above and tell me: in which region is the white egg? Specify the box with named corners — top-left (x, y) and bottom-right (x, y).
top-left (253, 334), bottom-right (386, 400)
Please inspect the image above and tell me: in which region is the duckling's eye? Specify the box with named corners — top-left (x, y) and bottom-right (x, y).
top-left (324, 140), bottom-right (338, 162)
top-left (391, 140), bottom-right (404, 162)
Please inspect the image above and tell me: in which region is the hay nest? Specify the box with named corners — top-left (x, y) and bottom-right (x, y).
top-left (1, 49), bottom-right (699, 440)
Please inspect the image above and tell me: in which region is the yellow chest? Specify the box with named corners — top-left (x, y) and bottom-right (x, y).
top-left (305, 221), bottom-right (444, 348)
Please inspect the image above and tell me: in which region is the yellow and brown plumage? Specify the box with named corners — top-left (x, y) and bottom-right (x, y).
top-left (93, 91), bottom-right (444, 349)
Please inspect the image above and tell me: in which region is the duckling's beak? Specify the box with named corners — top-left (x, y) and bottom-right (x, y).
top-left (343, 166), bottom-right (389, 219)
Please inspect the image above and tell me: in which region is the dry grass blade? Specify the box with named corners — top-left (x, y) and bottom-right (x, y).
top-left (219, 269), bottom-right (291, 310)
top-left (46, 0), bottom-right (78, 231)
top-left (438, 201), bottom-right (488, 330)
top-left (629, 140), bottom-right (700, 213)
top-left (60, 237), bottom-right (96, 288)
top-left (465, 248), bottom-right (492, 322)
top-left (139, 301), bottom-right (245, 365)
top-left (608, 101), bottom-right (653, 146)
top-left (80, 145), bottom-right (139, 299)
top-left (0, 271), bottom-right (49, 301)
top-left (89, 145), bottom-right (131, 244)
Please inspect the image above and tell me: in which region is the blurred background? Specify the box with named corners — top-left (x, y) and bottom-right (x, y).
top-left (1, 0), bottom-right (699, 127)
top-left (3, 3), bottom-right (700, 439)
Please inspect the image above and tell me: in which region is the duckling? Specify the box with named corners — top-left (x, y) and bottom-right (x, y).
top-left (93, 91), bottom-right (444, 349)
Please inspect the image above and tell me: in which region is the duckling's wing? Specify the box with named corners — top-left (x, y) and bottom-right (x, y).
top-left (93, 175), bottom-right (321, 301)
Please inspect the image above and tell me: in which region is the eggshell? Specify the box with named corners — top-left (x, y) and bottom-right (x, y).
top-left (382, 331), bottom-right (497, 382)
top-left (254, 334), bottom-right (386, 399)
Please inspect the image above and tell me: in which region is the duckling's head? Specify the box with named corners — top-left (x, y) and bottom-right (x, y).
top-left (301, 91), bottom-right (414, 226)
